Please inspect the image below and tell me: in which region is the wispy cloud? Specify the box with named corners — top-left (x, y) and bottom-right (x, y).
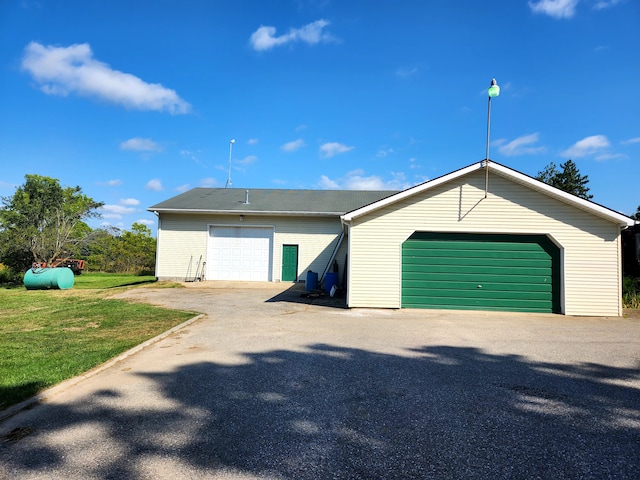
top-left (137, 219), bottom-right (154, 226)
top-left (145, 179), bottom-right (163, 191)
top-left (97, 179), bottom-right (122, 187)
top-left (100, 204), bottom-right (136, 219)
top-left (561, 135), bottom-right (610, 158)
top-left (593, 0), bottom-right (622, 10)
top-left (199, 177), bottom-right (217, 187)
top-left (595, 153), bottom-right (625, 161)
top-left (319, 169), bottom-right (411, 191)
top-left (120, 198), bottom-right (140, 206)
top-left (180, 149), bottom-right (203, 165)
top-left (376, 147), bottom-right (394, 158)
top-left (247, 138), bottom-right (259, 145)
top-left (236, 155), bottom-right (258, 166)
top-left (621, 137), bottom-right (640, 145)
top-left (319, 142), bottom-right (354, 158)
top-left (495, 133), bottom-right (547, 156)
top-left (281, 139), bottom-right (306, 152)
top-left (528, 0), bottom-right (578, 19)
top-left (395, 67), bottom-right (418, 78)
top-left (120, 137), bottom-right (162, 152)
top-left (22, 42), bottom-right (190, 113)
top-left (250, 19), bottom-right (333, 51)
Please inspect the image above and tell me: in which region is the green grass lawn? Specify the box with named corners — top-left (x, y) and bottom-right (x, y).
top-left (0, 274), bottom-right (195, 410)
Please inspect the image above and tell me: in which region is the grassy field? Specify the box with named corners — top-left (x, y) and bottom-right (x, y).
top-left (0, 273), bottom-right (195, 410)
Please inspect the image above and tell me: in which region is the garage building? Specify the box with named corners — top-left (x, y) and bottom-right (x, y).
top-left (149, 161), bottom-right (634, 316)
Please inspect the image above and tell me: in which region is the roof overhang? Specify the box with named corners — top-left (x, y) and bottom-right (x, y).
top-left (147, 208), bottom-right (343, 217)
top-left (341, 161), bottom-right (635, 228)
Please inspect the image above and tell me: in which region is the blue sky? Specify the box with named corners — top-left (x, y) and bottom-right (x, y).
top-left (1, 0), bottom-right (638, 231)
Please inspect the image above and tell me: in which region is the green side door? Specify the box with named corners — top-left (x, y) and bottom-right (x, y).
top-left (402, 233), bottom-right (560, 313)
top-left (281, 244), bottom-right (299, 282)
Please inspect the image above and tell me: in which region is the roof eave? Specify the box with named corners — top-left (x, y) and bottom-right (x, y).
top-left (147, 207), bottom-right (343, 217)
top-left (341, 161), bottom-right (635, 227)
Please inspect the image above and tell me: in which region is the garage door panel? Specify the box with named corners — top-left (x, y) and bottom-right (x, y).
top-left (403, 256), bottom-right (551, 268)
top-left (403, 296), bottom-right (554, 313)
top-left (402, 272), bottom-right (554, 285)
top-left (402, 287), bottom-right (552, 301)
top-left (402, 280), bottom-right (552, 293)
top-left (403, 263), bottom-right (553, 276)
top-left (402, 232), bottom-right (560, 313)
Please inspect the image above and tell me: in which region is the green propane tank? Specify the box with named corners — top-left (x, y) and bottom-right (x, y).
top-left (24, 267), bottom-right (75, 290)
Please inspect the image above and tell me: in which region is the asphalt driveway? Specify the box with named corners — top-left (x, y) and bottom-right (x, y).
top-left (1, 282), bottom-right (639, 479)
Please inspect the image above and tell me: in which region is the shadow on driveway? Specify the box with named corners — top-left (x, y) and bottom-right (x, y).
top-left (2, 343), bottom-right (639, 479)
top-left (266, 282), bottom-right (347, 309)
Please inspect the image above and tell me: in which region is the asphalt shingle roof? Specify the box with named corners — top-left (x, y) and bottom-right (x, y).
top-left (148, 188), bottom-right (396, 216)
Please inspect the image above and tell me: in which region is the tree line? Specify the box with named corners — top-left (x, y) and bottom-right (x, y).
top-left (0, 174), bottom-right (155, 279)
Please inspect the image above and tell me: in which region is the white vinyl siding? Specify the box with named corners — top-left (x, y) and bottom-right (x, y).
top-left (156, 214), bottom-right (343, 282)
top-left (347, 170), bottom-right (622, 316)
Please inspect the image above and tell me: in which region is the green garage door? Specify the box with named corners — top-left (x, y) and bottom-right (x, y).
top-left (402, 232), bottom-right (560, 313)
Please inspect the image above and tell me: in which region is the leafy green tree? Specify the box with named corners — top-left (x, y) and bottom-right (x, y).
top-left (0, 174), bottom-right (103, 270)
top-left (631, 205), bottom-right (640, 221)
top-left (118, 222), bottom-right (156, 273)
top-left (84, 223), bottom-right (156, 274)
top-left (535, 160), bottom-right (593, 200)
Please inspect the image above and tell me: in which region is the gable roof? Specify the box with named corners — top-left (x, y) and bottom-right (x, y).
top-left (341, 161), bottom-right (635, 227)
top-left (148, 188), bottom-right (396, 217)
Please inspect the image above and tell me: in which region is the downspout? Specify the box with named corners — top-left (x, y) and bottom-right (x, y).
top-left (320, 231), bottom-right (344, 284)
top-left (340, 217), bottom-right (351, 307)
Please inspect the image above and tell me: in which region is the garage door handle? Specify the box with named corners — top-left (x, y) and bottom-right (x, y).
top-left (477, 285), bottom-right (482, 288)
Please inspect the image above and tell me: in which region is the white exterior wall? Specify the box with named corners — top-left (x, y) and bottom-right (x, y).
top-left (347, 170), bottom-right (623, 316)
top-left (156, 213), bottom-right (343, 282)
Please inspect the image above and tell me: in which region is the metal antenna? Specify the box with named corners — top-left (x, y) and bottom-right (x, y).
top-left (225, 139), bottom-right (235, 188)
top-left (485, 78), bottom-right (500, 198)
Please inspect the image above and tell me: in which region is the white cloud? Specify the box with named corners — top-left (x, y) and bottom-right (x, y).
top-left (199, 177), bottom-right (217, 187)
top-left (120, 137), bottom-right (162, 152)
top-left (295, 124), bottom-right (308, 132)
top-left (395, 67), bottom-right (418, 77)
top-left (319, 169), bottom-right (411, 191)
top-left (593, 0), bottom-right (622, 10)
top-left (281, 139), bottom-right (306, 152)
top-left (376, 147), bottom-right (394, 158)
top-left (176, 184), bottom-right (190, 192)
top-left (561, 135), bottom-right (610, 158)
top-left (595, 153), bottom-right (625, 161)
top-left (97, 179), bottom-right (122, 187)
top-left (236, 155), bottom-right (258, 166)
top-left (137, 219), bottom-right (154, 226)
top-left (250, 19), bottom-right (333, 51)
top-left (248, 138), bottom-right (259, 145)
top-left (145, 179), bottom-right (163, 191)
top-left (21, 42), bottom-right (190, 113)
top-left (528, 0), bottom-right (578, 18)
top-left (319, 142), bottom-right (354, 158)
top-left (622, 137), bottom-right (640, 145)
top-left (318, 175), bottom-right (340, 189)
top-left (180, 149), bottom-right (203, 164)
top-left (120, 198), bottom-right (140, 206)
top-left (100, 204), bottom-right (136, 219)
top-left (496, 133), bottom-right (547, 156)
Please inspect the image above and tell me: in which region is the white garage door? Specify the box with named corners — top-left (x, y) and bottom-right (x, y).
top-left (207, 226), bottom-right (273, 281)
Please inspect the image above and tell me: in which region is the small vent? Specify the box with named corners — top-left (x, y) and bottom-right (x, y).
top-left (244, 190), bottom-right (250, 205)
